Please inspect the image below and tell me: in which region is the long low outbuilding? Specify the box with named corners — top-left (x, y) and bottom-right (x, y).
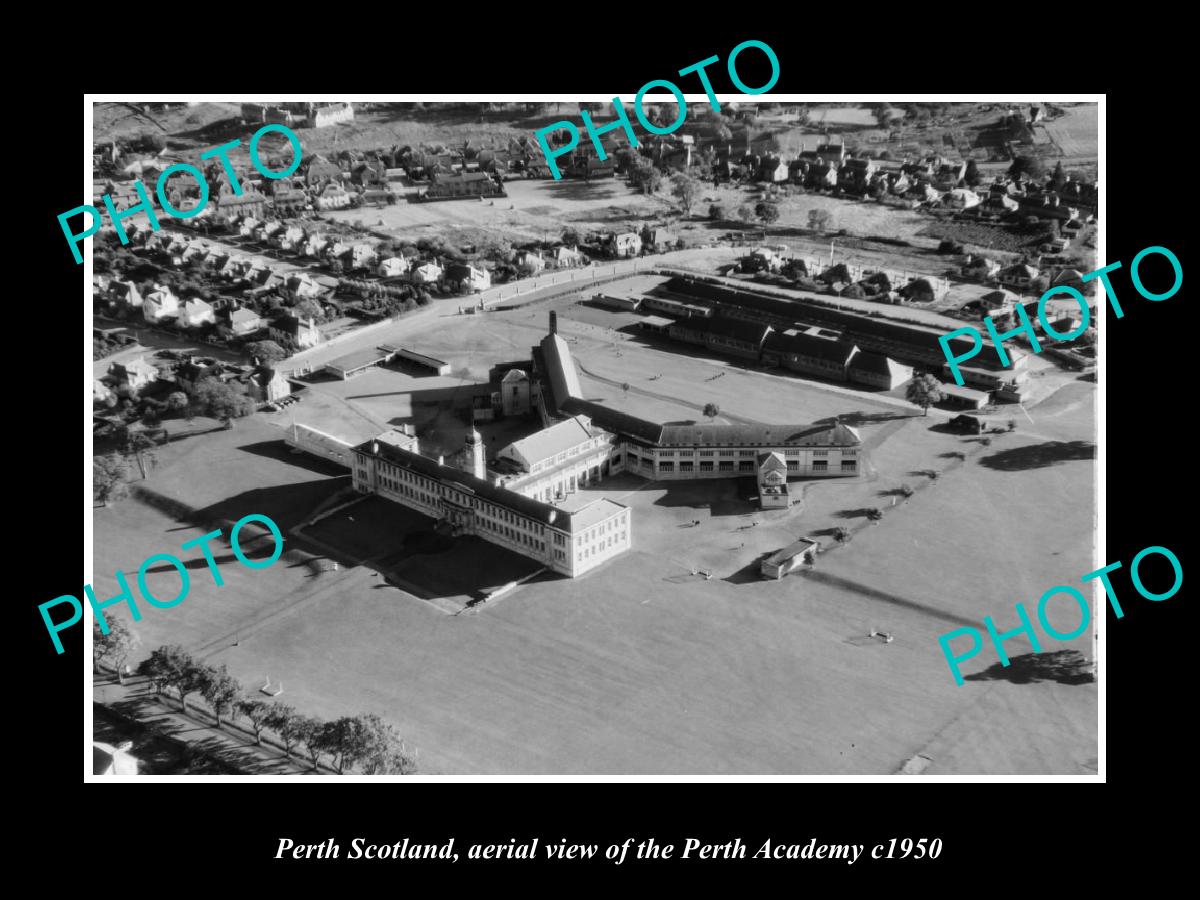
top-left (323, 346), bottom-right (399, 380)
top-left (386, 346), bottom-right (452, 376)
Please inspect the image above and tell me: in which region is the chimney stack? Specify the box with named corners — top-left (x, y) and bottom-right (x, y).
top-left (549, 310), bottom-right (558, 335)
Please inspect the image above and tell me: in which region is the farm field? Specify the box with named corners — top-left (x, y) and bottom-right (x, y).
top-left (1039, 104), bottom-right (1099, 160)
top-left (321, 178), bottom-right (672, 249)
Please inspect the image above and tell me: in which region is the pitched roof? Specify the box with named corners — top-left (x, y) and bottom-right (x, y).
top-left (559, 397), bottom-right (663, 444)
top-left (670, 315), bottom-right (772, 345)
top-left (538, 333), bottom-right (583, 410)
top-left (849, 350), bottom-right (902, 379)
top-left (763, 330), bottom-right (857, 365)
top-left (655, 422), bottom-right (861, 448)
top-left (504, 415), bottom-right (595, 466)
top-left (354, 438), bottom-right (580, 530)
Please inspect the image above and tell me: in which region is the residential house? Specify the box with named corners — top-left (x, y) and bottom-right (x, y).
top-left (269, 315), bottom-right (321, 350)
top-left (998, 263), bottom-right (1040, 290)
top-left (279, 225), bottom-right (306, 251)
top-left (837, 157), bottom-right (876, 194)
top-left (109, 357), bottom-right (160, 392)
top-left (961, 255), bottom-right (1000, 280)
top-left (229, 307), bottom-right (264, 336)
top-left (547, 245), bottom-right (586, 269)
top-left (213, 184), bottom-right (269, 223)
top-left (425, 172), bottom-right (504, 200)
top-left (446, 263), bottom-right (491, 293)
top-left (142, 286), bottom-right (179, 322)
top-left (641, 227), bottom-right (677, 251)
top-left (411, 261), bottom-right (443, 284)
top-left (307, 102), bottom-right (354, 128)
top-left (94, 741), bottom-right (139, 776)
top-left (314, 182), bottom-right (352, 210)
top-left (515, 250), bottom-right (546, 273)
top-left (180, 297), bottom-right (216, 328)
top-left (377, 257), bottom-right (410, 278)
top-left (305, 234), bottom-right (331, 259)
top-left (760, 157), bottom-right (790, 183)
top-left (611, 232), bottom-right (642, 258)
top-left (304, 154), bottom-right (343, 188)
top-left (109, 280), bottom-right (142, 310)
top-left (350, 244), bottom-right (377, 269)
top-left (272, 179), bottom-right (309, 217)
top-left (933, 160), bottom-right (968, 191)
top-left (242, 366), bottom-right (291, 403)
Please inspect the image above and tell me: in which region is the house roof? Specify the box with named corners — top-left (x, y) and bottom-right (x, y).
top-left (230, 308), bottom-right (261, 324)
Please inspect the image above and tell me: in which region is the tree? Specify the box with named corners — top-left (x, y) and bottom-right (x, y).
top-left (905, 374), bottom-right (944, 416)
top-left (190, 377), bottom-right (255, 422)
top-left (173, 656), bottom-right (208, 714)
top-left (1007, 419), bottom-right (1018, 432)
top-left (93, 618), bottom-right (140, 683)
top-left (295, 716), bottom-right (328, 770)
top-left (807, 209), bottom-right (833, 232)
top-left (236, 699), bottom-right (272, 745)
top-left (866, 508), bottom-right (883, 521)
top-left (1008, 155), bottom-right (1045, 180)
top-left (116, 427), bottom-right (157, 479)
top-left (138, 644), bottom-right (203, 711)
top-left (244, 340), bottom-right (288, 365)
top-left (833, 526), bottom-right (850, 543)
top-left (703, 402), bottom-right (720, 420)
top-left (755, 201), bottom-right (780, 225)
top-left (265, 704), bottom-right (301, 758)
top-left (1050, 160), bottom-right (1067, 191)
top-left (93, 454), bottom-right (129, 506)
top-left (708, 203), bottom-right (725, 221)
top-left (199, 665), bottom-right (241, 729)
top-left (670, 173), bottom-right (701, 216)
top-left (964, 159), bottom-right (981, 187)
top-left (621, 382), bottom-right (630, 397)
top-left (628, 156), bottom-right (663, 194)
top-left (711, 122), bottom-right (733, 144)
top-left (736, 204), bottom-right (756, 222)
top-left (358, 716), bottom-right (418, 775)
top-left (293, 298), bottom-right (324, 321)
top-left (166, 391), bottom-right (189, 414)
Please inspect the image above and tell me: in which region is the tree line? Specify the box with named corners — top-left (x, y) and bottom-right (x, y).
top-left (96, 623), bottom-right (416, 774)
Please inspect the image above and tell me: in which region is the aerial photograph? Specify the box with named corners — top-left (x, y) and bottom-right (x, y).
top-left (88, 99), bottom-right (1099, 776)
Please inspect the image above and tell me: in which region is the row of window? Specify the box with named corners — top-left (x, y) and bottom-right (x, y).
top-left (577, 531), bottom-right (627, 562)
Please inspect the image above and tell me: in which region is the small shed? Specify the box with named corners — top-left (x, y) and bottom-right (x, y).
top-left (761, 537), bottom-right (820, 580)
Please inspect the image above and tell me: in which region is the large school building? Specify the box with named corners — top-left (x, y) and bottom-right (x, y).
top-left (350, 312), bottom-right (864, 577)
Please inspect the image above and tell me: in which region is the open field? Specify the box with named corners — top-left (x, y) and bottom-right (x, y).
top-left (320, 178), bottom-right (673, 247)
top-left (806, 106), bottom-right (879, 127)
top-left (1038, 104), bottom-right (1099, 160)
